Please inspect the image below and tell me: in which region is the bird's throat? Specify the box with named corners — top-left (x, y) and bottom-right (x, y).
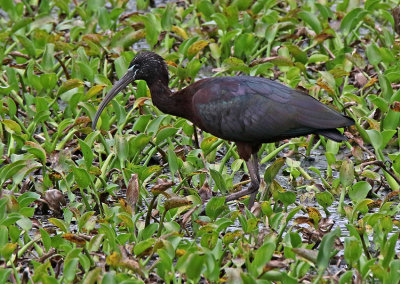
top-left (148, 81), bottom-right (192, 120)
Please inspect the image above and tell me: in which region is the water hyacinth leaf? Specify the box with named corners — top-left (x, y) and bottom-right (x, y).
top-left (234, 33), bottom-right (255, 58)
top-left (48, 218), bottom-right (69, 233)
top-left (63, 258), bottom-right (79, 282)
top-left (340, 8), bottom-right (368, 36)
top-left (78, 139), bottom-right (93, 170)
top-left (2, 119), bottom-right (21, 134)
top-left (186, 253), bottom-right (204, 282)
top-left (99, 7), bottom-right (111, 30)
top-left (167, 148), bottom-right (178, 177)
top-left (366, 43), bottom-right (382, 66)
top-left (205, 197), bottom-right (226, 220)
top-left (143, 14), bottom-right (161, 48)
top-left (58, 79), bottom-right (84, 95)
top-left (156, 127), bottom-right (178, 145)
top-left (353, 199), bottom-right (374, 215)
top-left (382, 233), bottom-right (398, 268)
top-left (264, 157), bottom-right (285, 185)
top-left (201, 231), bottom-right (218, 249)
top-left (298, 11), bottom-right (322, 34)
top-left (344, 236), bottom-right (362, 266)
top-left (72, 167), bottom-right (92, 188)
top-left (316, 191), bottom-right (334, 209)
top-left (15, 35), bottom-right (36, 58)
top-left (197, 0), bottom-right (215, 20)
top-left (78, 211), bottom-right (95, 232)
top-left (277, 191), bottom-right (296, 208)
top-left (340, 159), bottom-right (354, 188)
top-left (0, 243), bottom-right (17, 261)
top-left (317, 227), bottom-right (340, 272)
top-left (366, 129), bottom-right (382, 150)
top-left (17, 192), bottom-right (40, 208)
top-left (250, 241), bottom-right (275, 276)
top-left (134, 238), bottom-right (155, 256)
top-left (210, 169), bottom-right (227, 193)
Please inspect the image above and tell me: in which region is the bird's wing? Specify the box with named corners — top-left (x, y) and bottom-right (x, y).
top-left (191, 76), bottom-right (352, 143)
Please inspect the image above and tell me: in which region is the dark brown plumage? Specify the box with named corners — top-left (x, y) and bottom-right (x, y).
top-left (93, 51), bottom-right (354, 207)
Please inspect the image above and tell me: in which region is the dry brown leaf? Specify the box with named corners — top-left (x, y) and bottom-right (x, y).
top-left (62, 233), bottom-right (87, 245)
top-left (126, 174), bottom-right (140, 210)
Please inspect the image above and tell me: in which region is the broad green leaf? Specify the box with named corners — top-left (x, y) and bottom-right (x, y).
top-left (210, 169), bottom-right (227, 193)
top-left (205, 197), bottom-right (226, 220)
top-left (298, 11), bottom-right (322, 34)
top-left (72, 167), bottom-right (92, 188)
top-left (344, 236), bottom-right (362, 266)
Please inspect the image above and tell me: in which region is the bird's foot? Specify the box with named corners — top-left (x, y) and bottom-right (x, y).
top-left (225, 179), bottom-right (260, 207)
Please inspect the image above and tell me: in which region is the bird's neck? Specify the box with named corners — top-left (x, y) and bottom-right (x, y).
top-left (148, 80), bottom-right (192, 119)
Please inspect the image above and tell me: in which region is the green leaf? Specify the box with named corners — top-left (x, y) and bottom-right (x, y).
top-left (340, 159), bottom-right (354, 187)
top-left (156, 127), bottom-right (178, 145)
top-left (15, 35), bottom-right (36, 58)
top-left (2, 119), bottom-right (21, 134)
top-left (167, 148), bottom-right (178, 177)
top-left (210, 169), bottom-right (227, 193)
top-left (366, 43), bottom-right (382, 66)
top-left (48, 218), bottom-right (69, 233)
top-left (134, 238), bottom-right (155, 256)
top-left (205, 197), bottom-right (226, 220)
top-left (277, 191), bottom-right (296, 208)
top-left (366, 129), bottom-right (382, 150)
top-left (316, 191), bottom-right (334, 209)
top-left (63, 258), bottom-right (79, 282)
top-left (264, 157), bottom-right (285, 185)
top-left (298, 11), bottom-right (322, 34)
top-left (251, 241), bottom-right (275, 276)
top-left (78, 139), bottom-right (94, 170)
top-left (344, 236), bottom-right (362, 266)
top-left (317, 227), bottom-right (340, 272)
top-left (340, 8), bottom-right (368, 36)
top-left (24, 141), bottom-right (46, 164)
top-left (382, 233), bottom-right (398, 268)
top-left (349, 181), bottom-right (372, 203)
top-left (72, 167), bottom-right (92, 188)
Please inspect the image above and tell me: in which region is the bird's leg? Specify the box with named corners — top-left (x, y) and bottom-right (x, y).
top-left (193, 125), bottom-right (200, 148)
top-left (225, 154), bottom-right (260, 208)
top-left (247, 154), bottom-right (260, 208)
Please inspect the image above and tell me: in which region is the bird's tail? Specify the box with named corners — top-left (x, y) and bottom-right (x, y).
top-left (317, 129), bottom-right (349, 142)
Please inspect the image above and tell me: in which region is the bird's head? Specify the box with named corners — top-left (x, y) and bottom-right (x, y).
top-left (92, 51), bottom-right (168, 130)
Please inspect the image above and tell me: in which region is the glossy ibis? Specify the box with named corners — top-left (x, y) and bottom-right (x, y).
top-left (93, 51), bottom-right (354, 207)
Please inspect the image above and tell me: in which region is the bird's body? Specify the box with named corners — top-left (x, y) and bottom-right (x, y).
top-left (93, 51), bottom-right (354, 207)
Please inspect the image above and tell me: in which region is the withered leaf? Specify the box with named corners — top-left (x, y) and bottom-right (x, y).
top-left (126, 174), bottom-right (140, 210)
top-left (75, 116), bottom-right (91, 125)
top-left (164, 197), bottom-right (192, 211)
top-left (62, 233), bottom-right (87, 245)
top-left (390, 101), bottom-right (400, 112)
top-left (292, 248), bottom-right (318, 264)
top-left (44, 189), bottom-right (66, 214)
top-left (198, 181), bottom-right (212, 203)
top-left (306, 207), bottom-right (322, 224)
top-left (152, 179), bottom-right (174, 193)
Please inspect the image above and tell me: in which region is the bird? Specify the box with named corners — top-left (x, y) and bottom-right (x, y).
top-left (92, 51), bottom-right (354, 208)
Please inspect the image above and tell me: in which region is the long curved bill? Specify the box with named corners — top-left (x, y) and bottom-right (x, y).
top-left (92, 69), bottom-right (135, 130)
